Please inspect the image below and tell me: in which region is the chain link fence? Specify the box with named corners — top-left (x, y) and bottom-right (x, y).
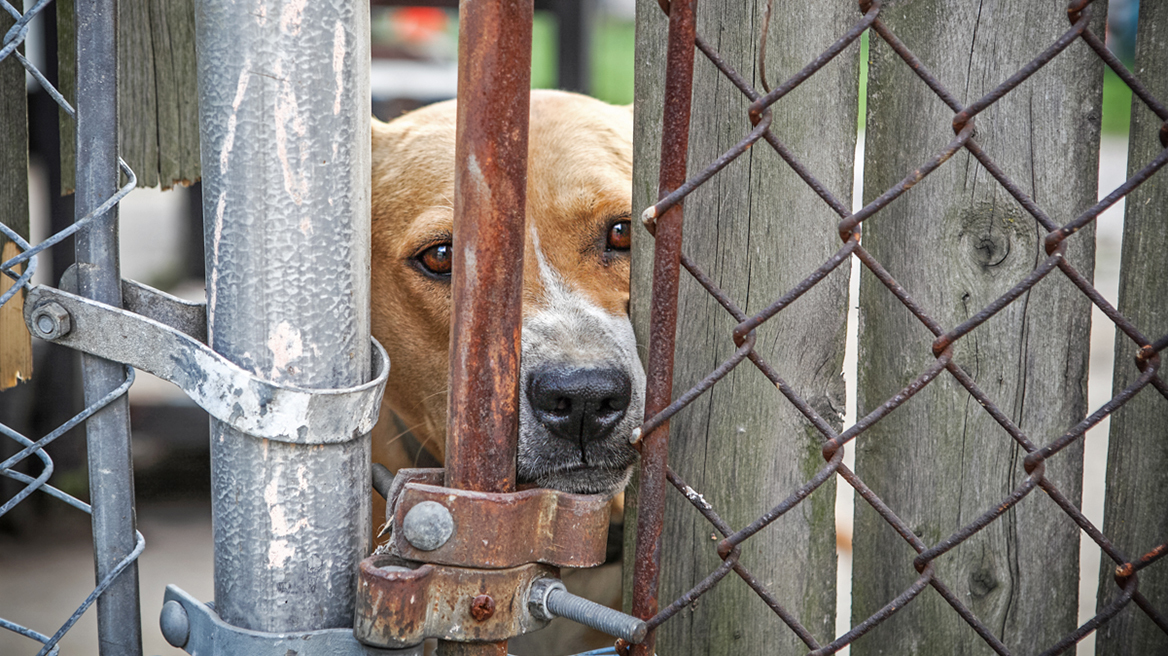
top-left (1, 0), bottom-right (143, 653)
top-left (627, 0), bottom-right (1167, 654)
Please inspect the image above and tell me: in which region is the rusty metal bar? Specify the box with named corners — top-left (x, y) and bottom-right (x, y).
top-left (444, 0), bottom-right (532, 495)
top-left (440, 0), bottom-right (532, 654)
top-left (629, 1), bottom-right (696, 655)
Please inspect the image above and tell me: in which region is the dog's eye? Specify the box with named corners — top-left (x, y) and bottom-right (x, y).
top-left (606, 220), bottom-right (631, 251)
top-left (415, 243), bottom-right (453, 277)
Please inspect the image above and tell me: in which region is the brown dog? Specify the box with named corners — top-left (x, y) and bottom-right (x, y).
top-left (370, 90), bottom-right (642, 499)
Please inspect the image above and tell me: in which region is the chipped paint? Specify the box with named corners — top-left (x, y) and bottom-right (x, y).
top-left (279, 0), bottom-right (306, 35)
top-left (273, 60), bottom-right (309, 205)
top-left (208, 60), bottom-right (253, 326)
top-left (268, 321), bottom-right (304, 380)
top-left (332, 21), bottom-right (345, 115)
top-left (268, 539), bottom-right (294, 569)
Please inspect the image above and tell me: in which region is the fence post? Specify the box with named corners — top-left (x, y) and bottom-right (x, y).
top-left (1096, 1), bottom-right (1168, 652)
top-left (73, 0), bottom-right (145, 653)
top-left (852, 2), bottom-right (1103, 651)
top-left (439, 0), bottom-right (532, 653)
top-left (194, 0), bottom-right (371, 632)
top-left (629, 0), bottom-right (855, 652)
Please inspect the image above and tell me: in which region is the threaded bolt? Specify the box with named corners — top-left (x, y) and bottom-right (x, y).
top-left (528, 577), bottom-right (647, 644)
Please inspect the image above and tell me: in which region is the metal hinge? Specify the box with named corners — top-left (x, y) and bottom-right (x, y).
top-left (161, 585), bottom-right (421, 656)
top-left (23, 270), bottom-right (389, 444)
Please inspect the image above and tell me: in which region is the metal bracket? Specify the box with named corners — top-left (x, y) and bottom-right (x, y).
top-left (355, 555), bottom-right (555, 649)
top-left (385, 469), bottom-right (612, 569)
top-left (161, 585), bottom-right (420, 656)
top-left (23, 282), bottom-right (389, 444)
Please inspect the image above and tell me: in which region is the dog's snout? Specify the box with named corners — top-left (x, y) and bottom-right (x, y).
top-left (527, 366), bottom-right (632, 445)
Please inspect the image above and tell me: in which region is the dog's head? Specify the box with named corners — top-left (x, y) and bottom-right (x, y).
top-left (371, 90), bottom-right (642, 495)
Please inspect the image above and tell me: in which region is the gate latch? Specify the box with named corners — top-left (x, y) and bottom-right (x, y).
top-left (354, 468), bottom-right (646, 649)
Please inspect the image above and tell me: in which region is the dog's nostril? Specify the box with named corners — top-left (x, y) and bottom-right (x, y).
top-left (527, 366), bottom-right (632, 445)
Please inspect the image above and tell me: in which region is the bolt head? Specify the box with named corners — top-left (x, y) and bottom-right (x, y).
top-left (402, 500), bottom-right (454, 551)
top-left (159, 600), bottom-right (190, 648)
top-left (470, 594), bottom-right (495, 621)
top-left (31, 302), bottom-right (71, 340)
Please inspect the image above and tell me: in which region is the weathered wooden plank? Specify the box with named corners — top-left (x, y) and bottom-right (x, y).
top-left (119, 0), bottom-right (160, 189)
top-left (852, 1), bottom-right (1103, 652)
top-left (629, 0), bottom-right (855, 651)
top-left (59, 0), bottom-right (200, 192)
top-left (1, 4), bottom-right (32, 390)
top-left (57, 0), bottom-right (75, 195)
top-left (1095, 1), bottom-right (1168, 652)
top-left (162, 0), bottom-right (200, 187)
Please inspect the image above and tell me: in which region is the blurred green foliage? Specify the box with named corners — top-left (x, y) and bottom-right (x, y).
top-left (1101, 66), bottom-right (1132, 136)
top-left (531, 15), bottom-right (636, 106)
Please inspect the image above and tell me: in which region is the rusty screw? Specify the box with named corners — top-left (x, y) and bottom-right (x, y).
top-left (470, 594), bottom-right (496, 622)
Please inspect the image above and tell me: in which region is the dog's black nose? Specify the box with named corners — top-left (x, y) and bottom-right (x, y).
top-left (527, 366), bottom-right (632, 445)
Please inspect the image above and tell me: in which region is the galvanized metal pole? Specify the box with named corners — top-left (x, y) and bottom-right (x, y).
top-left (630, 1), bottom-right (695, 655)
top-left (194, 0), bottom-right (372, 632)
top-left (73, 0), bottom-right (144, 653)
top-left (440, 0), bottom-right (532, 653)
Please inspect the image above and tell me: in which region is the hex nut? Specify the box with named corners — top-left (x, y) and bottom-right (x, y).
top-left (402, 501), bottom-right (454, 551)
top-left (31, 302), bottom-right (71, 340)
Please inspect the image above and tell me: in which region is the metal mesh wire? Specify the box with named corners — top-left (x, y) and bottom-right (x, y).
top-left (0, 1), bottom-right (143, 654)
top-left (627, 0), bottom-right (1168, 654)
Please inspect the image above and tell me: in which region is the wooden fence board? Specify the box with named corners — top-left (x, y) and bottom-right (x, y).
top-left (1, 5), bottom-right (32, 389)
top-left (630, 0), bottom-right (856, 651)
top-left (59, 0), bottom-right (199, 192)
top-left (852, 2), bottom-right (1104, 651)
top-left (1096, 1), bottom-right (1168, 652)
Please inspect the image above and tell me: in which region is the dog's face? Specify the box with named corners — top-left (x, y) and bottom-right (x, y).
top-left (371, 90), bottom-right (642, 495)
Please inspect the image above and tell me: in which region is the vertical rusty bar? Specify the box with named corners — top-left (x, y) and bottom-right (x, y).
top-left (440, 0), bottom-right (532, 654)
top-left (630, 1), bottom-right (696, 654)
top-left (443, 0), bottom-right (532, 496)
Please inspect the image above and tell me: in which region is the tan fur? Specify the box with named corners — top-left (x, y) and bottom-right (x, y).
top-left (370, 90), bottom-right (635, 513)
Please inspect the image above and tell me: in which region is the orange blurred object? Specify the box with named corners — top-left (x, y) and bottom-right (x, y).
top-left (394, 7), bottom-right (449, 43)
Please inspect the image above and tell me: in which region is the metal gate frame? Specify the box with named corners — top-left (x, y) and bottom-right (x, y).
top-left (3, 0), bottom-right (640, 654)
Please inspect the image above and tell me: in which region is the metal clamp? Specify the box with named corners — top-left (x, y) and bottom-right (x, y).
top-left (22, 282), bottom-right (389, 444)
top-left (161, 585), bottom-right (419, 656)
top-left (384, 469), bottom-right (613, 568)
top-left (354, 555), bottom-right (556, 648)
